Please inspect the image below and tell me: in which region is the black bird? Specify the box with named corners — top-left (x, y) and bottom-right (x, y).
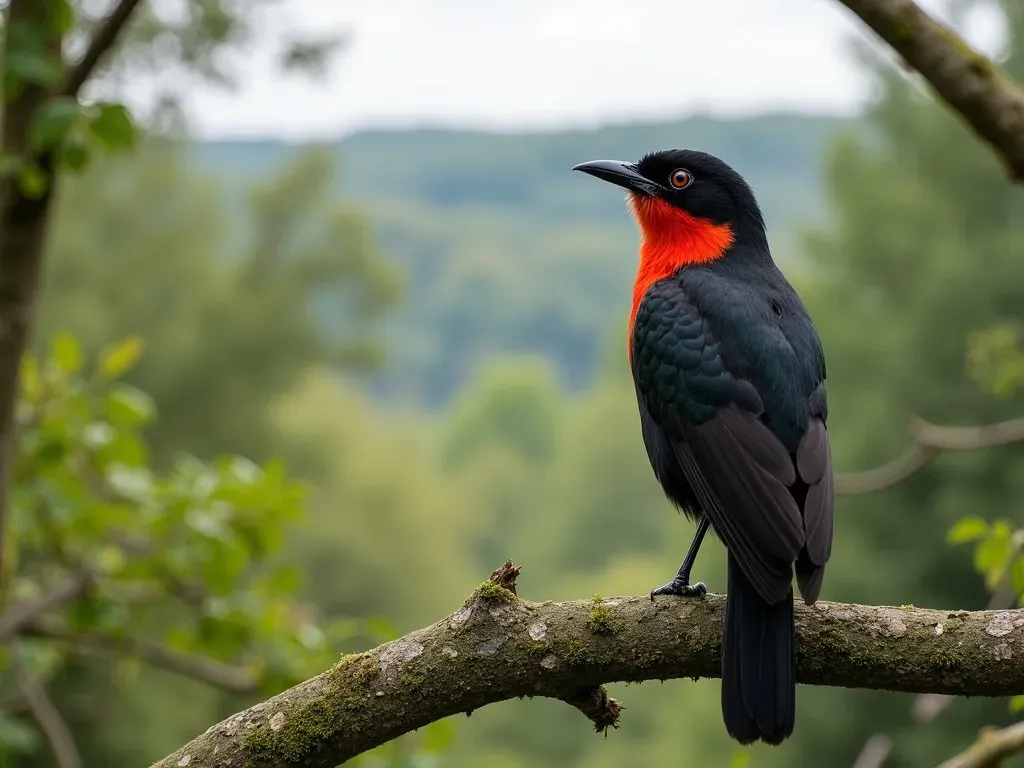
top-left (573, 150), bottom-right (834, 745)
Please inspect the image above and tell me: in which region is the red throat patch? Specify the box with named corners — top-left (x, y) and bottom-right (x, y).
top-left (627, 193), bottom-right (734, 357)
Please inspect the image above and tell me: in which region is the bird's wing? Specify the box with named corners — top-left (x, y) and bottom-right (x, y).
top-left (632, 282), bottom-right (830, 605)
top-left (794, 382), bottom-right (833, 604)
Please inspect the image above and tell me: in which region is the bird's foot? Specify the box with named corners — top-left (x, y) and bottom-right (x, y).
top-left (649, 578), bottom-right (706, 602)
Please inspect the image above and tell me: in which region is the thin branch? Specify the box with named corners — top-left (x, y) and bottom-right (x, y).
top-left (12, 650), bottom-right (82, 768)
top-left (64, 0), bottom-right (146, 97)
top-left (836, 415), bottom-right (1024, 494)
top-left (852, 734), bottom-right (894, 768)
top-left (26, 623), bottom-right (260, 694)
top-left (938, 721), bottom-right (1024, 768)
top-left (0, 569), bottom-right (94, 644)
top-left (836, 444), bottom-right (936, 494)
top-left (835, 0), bottom-right (1024, 181)
top-left (154, 564), bottom-right (1024, 768)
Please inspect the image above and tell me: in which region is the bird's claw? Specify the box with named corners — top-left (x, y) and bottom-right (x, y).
top-left (649, 579), bottom-right (707, 602)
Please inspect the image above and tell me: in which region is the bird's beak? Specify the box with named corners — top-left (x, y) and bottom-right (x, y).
top-left (572, 160), bottom-right (663, 196)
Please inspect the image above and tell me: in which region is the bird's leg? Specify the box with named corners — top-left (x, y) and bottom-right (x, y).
top-left (650, 516), bottom-right (709, 601)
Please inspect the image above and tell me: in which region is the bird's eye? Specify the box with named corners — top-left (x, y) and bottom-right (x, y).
top-left (669, 169), bottom-right (693, 189)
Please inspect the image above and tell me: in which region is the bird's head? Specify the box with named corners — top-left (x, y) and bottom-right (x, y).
top-left (572, 149), bottom-right (768, 260)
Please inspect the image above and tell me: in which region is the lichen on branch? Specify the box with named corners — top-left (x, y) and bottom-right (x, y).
top-left (154, 563), bottom-right (1024, 768)
top-left (836, 0), bottom-right (1024, 182)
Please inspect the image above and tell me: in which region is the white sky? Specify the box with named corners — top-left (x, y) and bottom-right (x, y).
top-left (142, 0), bottom-right (1006, 140)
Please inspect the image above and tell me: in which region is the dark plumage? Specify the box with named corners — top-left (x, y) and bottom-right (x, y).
top-left (573, 149), bottom-right (835, 745)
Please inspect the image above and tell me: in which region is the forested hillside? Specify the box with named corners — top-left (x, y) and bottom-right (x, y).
top-left (189, 113), bottom-right (850, 405)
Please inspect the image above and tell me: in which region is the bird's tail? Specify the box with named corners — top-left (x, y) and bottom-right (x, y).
top-left (721, 553), bottom-right (795, 745)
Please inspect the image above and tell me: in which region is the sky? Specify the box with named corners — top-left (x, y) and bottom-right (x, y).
top-left (139, 0), bottom-right (1007, 140)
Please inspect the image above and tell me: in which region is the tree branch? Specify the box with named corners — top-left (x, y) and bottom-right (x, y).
top-left (836, 415), bottom-right (1024, 494)
top-left (834, 0), bottom-right (1024, 181)
top-left (0, 0), bottom-right (64, 620)
top-left (852, 734), bottom-right (894, 768)
top-left (0, 569), bottom-right (94, 644)
top-left (25, 623), bottom-right (260, 694)
top-left (938, 721), bottom-right (1024, 768)
top-left (64, 0), bottom-right (146, 97)
top-left (154, 565), bottom-right (1024, 768)
top-left (12, 649), bottom-right (82, 768)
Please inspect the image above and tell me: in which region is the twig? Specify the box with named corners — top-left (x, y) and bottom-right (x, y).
top-left (937, 721), bottom-right (1024, 768)
top-left (836, 415), bottom-right (1024, 494)
top-left (25, 623), bottom-right (259, 694)
top-left (852, 734), bottom-right (894, 768)
top-left (835, 0), bottom-right (1024, 181)
top-left (0, 569), bottom-right (94, 644)
top-left (12, 649), bottom-right (82, 768)
top-left (152, 563), bottom-right (1024, 768)
top-left (64, 0), bottom-right (146, 97)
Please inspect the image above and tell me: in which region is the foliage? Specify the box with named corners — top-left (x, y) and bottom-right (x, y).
top-left (0, 333), bottom-right (347, 761)
top-left (36, 139), bottom-right (399, 464)
top-left (967, 322), bottom-right (1024, 400)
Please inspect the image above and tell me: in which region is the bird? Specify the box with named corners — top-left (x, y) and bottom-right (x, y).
top-left (572, 150), bottom-right (834, 745)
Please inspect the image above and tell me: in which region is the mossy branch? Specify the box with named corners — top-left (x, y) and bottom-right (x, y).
top-left (938, 721), bottom-right (1024, 768)
top-left (835, 0), bottom-right (1024, 181)
top-left (153, 562), bottom-right (1024, 768)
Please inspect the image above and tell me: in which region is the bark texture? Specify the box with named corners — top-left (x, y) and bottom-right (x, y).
top-left (153, 574), bottom-right (1024, 768)
top-left (836, 0), bottom-right (1024, 180)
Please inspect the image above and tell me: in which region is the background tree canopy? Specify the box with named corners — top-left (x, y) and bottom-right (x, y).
top-left (4, 0), bottom-right (1024, 766)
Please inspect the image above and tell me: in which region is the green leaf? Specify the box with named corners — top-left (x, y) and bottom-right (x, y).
top-left (947, 516), bottom-right (990, 544)
top-left (0, 711), bottom-right (40, 754)
top-left (106, 384), bottom-right (156, 426)
top-left (1011, 557), bottom-right (1024, 597)
top-left (1011, 695), bottom-right (1024, 713)
top-left (88, 103), bottom-right (136, 150)
top-left (51, 0), bottom-right (75, 35)
top-left (30, 97), bottom-right (80, 149)
top-left (105, 464), bottom-right (154, 503)
top-left (5, 50), bottom-right (63, 88)
top-left (51, 332), bottom-right (82, 374)
top-left (227, 456), bottom-right (262, 486)
top-left (99, 337), bottom-right (143, 379)
top-left (17, 163), bottom-right (47, 199)
top-left (58, 140), bottom-right (91, 172)
top-left (95, 545), bottom-right (127, 575)
top-left (82, 421), bottom-right (115, 449)
top-left (267, 565), bottom-right (302, 593)
top-left (975, 525), bottom-right (1013, 589)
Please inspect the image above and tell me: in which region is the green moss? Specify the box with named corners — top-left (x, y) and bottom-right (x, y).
top-left (526, 640), bottom-right (548, 658)
top-left (400, 671), bottom-right (426, 690)
top-left (564, 637), bottom-right (590, 665)
top-left (587, 595), bottom-right (621, 635)
top-left (893, 4), bottom-right (916, 43)
top-left (476, 580), bottom-right (517, 603)
top-left (243, 655), bottom-right (375, 765)
top-left (968, 53), bottom-right (994, 78)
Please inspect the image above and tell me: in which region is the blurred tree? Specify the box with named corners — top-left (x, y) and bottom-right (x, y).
top-left (0, 333), bottom-right (340, 767)
top-left (1, 1), bottom-right (402, 764)
top-left (37, 139), bottom-right (398, 464)
top-left (0, 0), bottom-right (350, 598)
top-left (776, 0), bottom-right (1024, 764)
